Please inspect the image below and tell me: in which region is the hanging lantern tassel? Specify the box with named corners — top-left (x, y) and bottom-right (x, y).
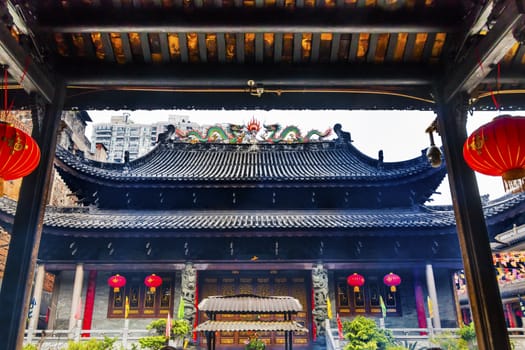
top-left (502, 169), bottom-right (525, 193)
top-left (463, 115), bottom-right (525, 194)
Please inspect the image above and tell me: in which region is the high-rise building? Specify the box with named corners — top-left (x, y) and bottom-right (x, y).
top-left (90, 113), bottom-right (197, 162)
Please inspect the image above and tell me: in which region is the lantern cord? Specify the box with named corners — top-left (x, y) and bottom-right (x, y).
top-left (1, 58), bottom-right (30, 123)
top-left (492, 62), bottom-right (501, 111)
top-left (3, 67), bottom-right (8, 117)
top-left (475, 49), bottom-right (500, 110)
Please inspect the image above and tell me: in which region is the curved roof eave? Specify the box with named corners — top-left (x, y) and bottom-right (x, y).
top-left (54, 140), bottom-right (446, 189)
top-left (0, 194), bottom-right (523, 237)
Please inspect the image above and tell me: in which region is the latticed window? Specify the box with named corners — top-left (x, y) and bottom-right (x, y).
top-left (108, 274), bottom-right (173, 318)
top-left (335, 274), bottom-right (401, 317)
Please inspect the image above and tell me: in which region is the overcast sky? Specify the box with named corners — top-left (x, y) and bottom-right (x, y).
top-left (87, 109), bottom-right (509, 205)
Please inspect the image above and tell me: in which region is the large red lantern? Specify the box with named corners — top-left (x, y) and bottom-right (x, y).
top-left (0, 122), bottom-right (40, 189)
top-left (144, 274), bottom-right (162, 293)
top-left (463, 115), bottom-right (525, 193)
top-left (383, 272), bottom-right (402, 292)
top-left (107, 274), bottom-right (126, 293)
top-left (347, 273), bottom-right (365, 292)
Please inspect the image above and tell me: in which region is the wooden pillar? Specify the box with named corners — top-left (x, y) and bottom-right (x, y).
top-left (425, 263), bottom-right (441, 328)
top-left (206, 332), bottom-right (211, 350)
top-left (436, 92), bottom-right (511, 350)
top-left (69, 263), bottom-right (84, 337)
top-left (0, 84), bottom-right (65, 350)
top-left (27, 264), bottom-right (46, 343)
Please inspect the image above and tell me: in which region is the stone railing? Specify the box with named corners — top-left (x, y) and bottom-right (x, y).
top-left (25, 323), bottom-right (525, 350)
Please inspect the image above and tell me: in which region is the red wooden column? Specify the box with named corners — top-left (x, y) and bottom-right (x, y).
top-left (412, 270), bottom-right (427, 332)
top-left (0, 85), bottom-right (66, 350)
top-left (82, 270), bottom-right (98, 337)
top-left (436, 93), bottom-right (511, 350)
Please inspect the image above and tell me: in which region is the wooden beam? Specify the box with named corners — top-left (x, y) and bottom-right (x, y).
top-left (437, 92), bottom-right (512, 350)
top-left (60, 88), bottom-right (435, 110)
top-left (442, 0), bottom-right (525, 102)
top-left (60, 62), bottom-right (435, 86)
top-left (0, 83), bottom-right (66, 349)
top-left (38, 7), bottom-right (462, 34)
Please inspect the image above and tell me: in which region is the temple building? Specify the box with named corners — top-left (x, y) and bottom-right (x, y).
top-left (0, 119), bottom-right (523, 348)
top-left (2, 1), bottom-right (525, 349)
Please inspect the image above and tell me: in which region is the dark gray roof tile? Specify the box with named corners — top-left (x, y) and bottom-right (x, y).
top-left (55, 141), bottom-right (443, 184)
top-left (194, 321), bottom-right (308, 332)
top-left (1, 194), bottom-right (524, 234)
top-left (198, 295), bottom-right (303, 313)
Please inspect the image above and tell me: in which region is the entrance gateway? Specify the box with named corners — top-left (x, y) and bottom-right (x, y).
top-left (198, 271), bottom-right (310, 348)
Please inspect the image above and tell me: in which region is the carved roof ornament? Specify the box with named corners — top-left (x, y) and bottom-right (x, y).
top-left (333, 123), bottom-right (352, 143)
top-left (169, 118), bottom-right (332, 144)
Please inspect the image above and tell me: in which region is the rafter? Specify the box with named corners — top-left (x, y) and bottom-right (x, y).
top-left (0, 25), bottom-right (54, 103)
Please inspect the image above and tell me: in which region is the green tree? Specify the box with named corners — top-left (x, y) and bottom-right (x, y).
top-left (138, 318), bottom-right (191, 350)
top-left (430, 322), bottom-right (478, 350)
top-left (342, 316), bottom-right (397, 350)
top-left (137, 336), bottom-right (167, 350)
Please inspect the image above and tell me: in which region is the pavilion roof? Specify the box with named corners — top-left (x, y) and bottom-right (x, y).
top-left (0, 194), bottom-right (522, 237)
top-left (54, 138), bottom-right (447, 209)
top-left (55, 140), bottom-right (443, 184)
top-left (198, 295), bottom-right (303, 313)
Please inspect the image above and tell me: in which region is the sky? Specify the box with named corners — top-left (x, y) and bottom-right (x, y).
top-left (86, 109), bottom-right (509, 205)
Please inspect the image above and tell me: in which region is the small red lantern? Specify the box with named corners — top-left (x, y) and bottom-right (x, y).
top-left (383, 272), bottom-right (402, 292)
top-left (107, 274), bottom-right (126, 293)
top-left (463, 115), bottom-right (525, 193)
top-left (144, 274), bottom-right (162, 293)
top-left (0, 122), bottom-right (40, 190)
top-left (347, 273), bottom-right (365, 292)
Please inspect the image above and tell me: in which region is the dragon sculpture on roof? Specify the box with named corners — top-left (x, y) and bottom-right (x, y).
top-left (170, 117), bottom-right (332, 144)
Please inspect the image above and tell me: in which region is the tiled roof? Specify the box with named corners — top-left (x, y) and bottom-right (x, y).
top-left (194, 321), bottom-right (308, 333)
top-left (55, 140), bottom-right (444, 184)
top-left (198, 295), bottom-right (303, 313)
top-left (0, 194), bottom-right (523, 235)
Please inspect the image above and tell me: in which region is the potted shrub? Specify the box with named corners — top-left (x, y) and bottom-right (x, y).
top-left (139, 318), bottom-right (191, 350)
top-left (245, 332), bottom-right (265, 350)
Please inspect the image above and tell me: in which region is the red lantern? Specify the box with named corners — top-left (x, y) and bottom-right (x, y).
top-left (107, 274), bottom-right (126, 293)
top-left (0, 123), bottom-right (40, 189)
top-left (383, 272), bottom-right (402, 292)
top-left (463, 115), bottom-right (525, 193)
top-left (144, 274), bottom-right (162, 293)
top-left (347, 273), bottom-right (365, 292)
